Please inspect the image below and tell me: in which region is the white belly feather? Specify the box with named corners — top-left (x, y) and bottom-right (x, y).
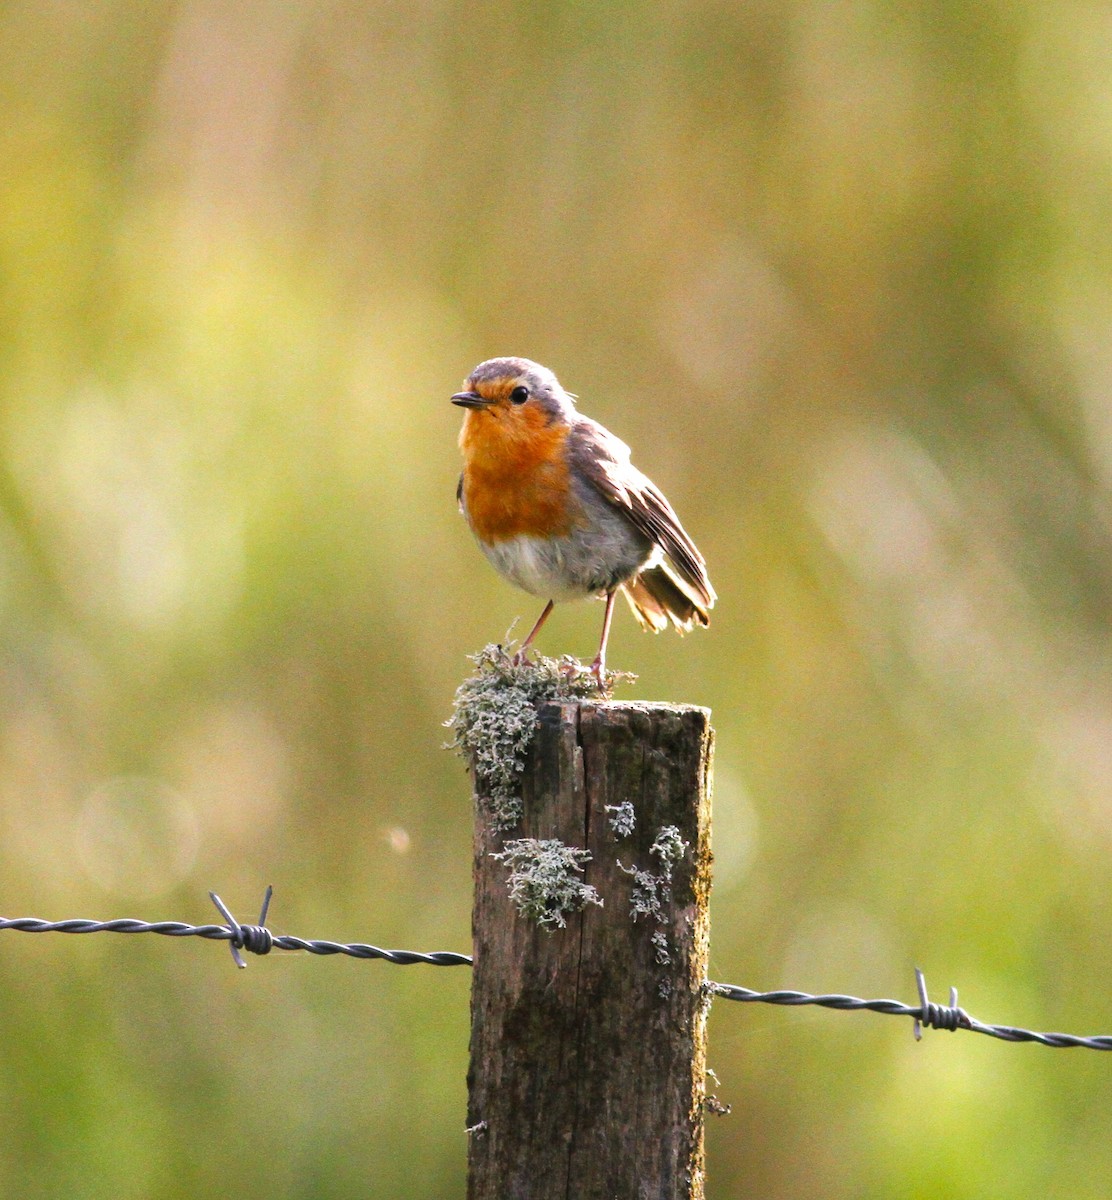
top-left (481, 534), bottom-right (592, 601)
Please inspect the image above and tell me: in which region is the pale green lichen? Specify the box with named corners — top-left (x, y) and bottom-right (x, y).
top-left (605, 801), bottom-right (636, 839)
top-left (650, 825), bottom-right (688, 871)
top-left (620, 862), bottom-right (667, 922)
top-left (704, 1068), bottom-right (732, 1116)
top-left (619, 826), bottom-right (690, 923)
top-left (651, 927), bottom-right (672, 966)
top-left (446, 644), bottom-right (627, 831)
top-left (491, 838), bottom-right (603, 930)
top-left (620, 824), bottom-right (692, 984)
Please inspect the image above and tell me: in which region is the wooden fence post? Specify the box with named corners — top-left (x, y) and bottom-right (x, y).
top-left (467, 700), bottom-right (714, 1200)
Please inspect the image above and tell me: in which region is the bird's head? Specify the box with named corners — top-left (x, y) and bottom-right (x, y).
top-left (451, 357), bottom-right (577, 431)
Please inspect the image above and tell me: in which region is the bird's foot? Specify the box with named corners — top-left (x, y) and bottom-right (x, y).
top-left (553, 654), bottom-right (634, 693)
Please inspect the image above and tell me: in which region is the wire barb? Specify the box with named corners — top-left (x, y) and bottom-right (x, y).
top-left (210, 887), bottom-right (275, 969)
top-left (913, 967), bottom-right (968, 1039)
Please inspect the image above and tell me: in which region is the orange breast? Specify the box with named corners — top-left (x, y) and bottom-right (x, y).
top-left (459, 408), bottom-right (582, 542)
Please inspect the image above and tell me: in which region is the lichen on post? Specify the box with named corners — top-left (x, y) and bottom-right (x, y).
top-left (447, 644), bottom-right (612, 830)
top-left (490, 837), bottom-right (602, 930)
top-left (456, 651), bottom-right (714, 1200)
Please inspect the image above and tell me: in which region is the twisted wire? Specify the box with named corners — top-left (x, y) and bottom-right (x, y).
top-left (708, 971), bottom-right (1112, 1051)
top-left (0, 913), bottom-right (473, 967)
top-left (0, 888), bottom-right (473, 970)
top-left (2, 892), bottom-right (1110, 1049)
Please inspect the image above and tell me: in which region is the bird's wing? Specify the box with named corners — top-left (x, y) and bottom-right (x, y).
top-left (568, 418), bottom-right (716, 610)
top-left (456, 472), bottom-right (464, 512)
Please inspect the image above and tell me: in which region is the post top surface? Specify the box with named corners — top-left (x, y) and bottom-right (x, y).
top-left (537, 698), bottom-right (712, 719)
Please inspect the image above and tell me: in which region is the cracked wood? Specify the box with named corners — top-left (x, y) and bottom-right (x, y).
top-left (467, 700), bottom-right (714, 1200)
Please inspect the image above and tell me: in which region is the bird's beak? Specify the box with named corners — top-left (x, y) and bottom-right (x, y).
top-left (451, 390), bottom-right (491, 409)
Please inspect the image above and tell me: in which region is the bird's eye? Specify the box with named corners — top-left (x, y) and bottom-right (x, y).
top-left (510, 385), bottom-right (529, 404)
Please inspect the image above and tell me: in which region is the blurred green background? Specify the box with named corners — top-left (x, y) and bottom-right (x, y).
top-left (2, 1), bottom-right (1112, 1196)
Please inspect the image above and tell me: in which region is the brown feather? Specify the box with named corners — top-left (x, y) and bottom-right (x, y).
top-left (569, 419), bottom-right (716, 612)
top-left (622, 564), bottom-right (710, 633)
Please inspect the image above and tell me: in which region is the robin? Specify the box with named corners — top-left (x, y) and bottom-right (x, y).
top-left (452, 357), bottom-right (715, 679)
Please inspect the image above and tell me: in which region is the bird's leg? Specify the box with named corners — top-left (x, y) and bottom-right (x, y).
top-left (513, 599), bottom-right (555, 664)
top-left (589, 591), bottom-right (617, 683)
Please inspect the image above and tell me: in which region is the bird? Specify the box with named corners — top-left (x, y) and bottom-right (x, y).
top-left (452, 357), bottom-right (715, 680)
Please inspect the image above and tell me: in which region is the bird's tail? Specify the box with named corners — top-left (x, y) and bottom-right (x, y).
top-left (620, 563), bottom-right (712, 634)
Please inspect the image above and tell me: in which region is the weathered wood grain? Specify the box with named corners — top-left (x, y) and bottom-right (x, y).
top-left (468, 701), bottom-right (714, 1200)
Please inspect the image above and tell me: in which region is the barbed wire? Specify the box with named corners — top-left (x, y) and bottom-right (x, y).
top-left (2, 889), bottom-right (1109, 1051)
top-left (708, 972), bottom-right (1112, 1051)
top-left (0, 888), bottom-right (472, 970)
